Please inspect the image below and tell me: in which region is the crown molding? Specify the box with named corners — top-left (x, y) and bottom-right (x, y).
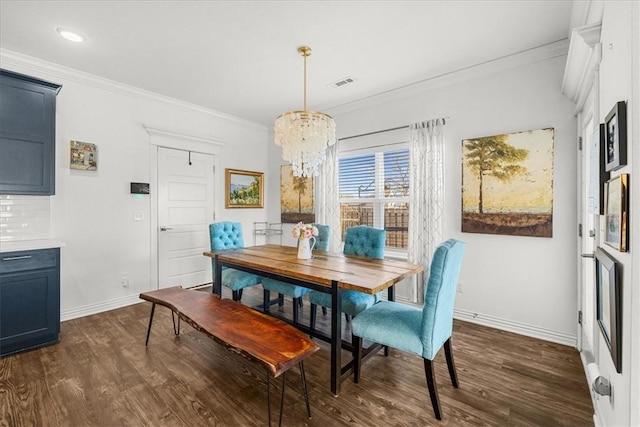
top-left (561, 23), bottom-right (602, 112)
top-left (326, 39), bottom-right (570, 118)
top-left (0, 49), bottom-right (267, 131)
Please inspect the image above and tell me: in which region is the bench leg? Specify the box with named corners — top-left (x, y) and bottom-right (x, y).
top-left (267, 372), bottom-right (271, 427)
top-left (278, 371), bottom-right (287, 427)
top-left (300, 361), bottom-right (311, 419)
top-left (145, 303), bottom-right (156, 346)
top-left (171, 311), bottom-right (181, 336)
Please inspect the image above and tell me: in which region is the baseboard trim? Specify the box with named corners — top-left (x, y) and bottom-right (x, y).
top-left (454, 307), bottom-right (577, 347)
top-left (61, 294), bottom-right (142, 322)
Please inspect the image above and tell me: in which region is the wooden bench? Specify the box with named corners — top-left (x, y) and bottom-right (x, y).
top-left (139, 286), bottom-right (319, 426)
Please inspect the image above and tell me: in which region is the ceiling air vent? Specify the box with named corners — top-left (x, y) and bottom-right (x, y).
top-left (329, 76), bottom-right (356, 88)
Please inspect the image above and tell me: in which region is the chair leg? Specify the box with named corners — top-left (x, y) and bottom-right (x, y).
top-left (278, 293), bottom-right (284, 307)
top-left (238, 289), bottom-right (244, 301)
top-left (353, 335), bottom-right (363, 383)
top-left (444, 338), bottom-right (459, 388)
top-left (310, 304), bottom-right (317, 333)
top-left (263, 289), bottom-right (271, 313)
top-left (384, 346), bottom-right (389, 357)
top-left (232, 290), bottom-right (240, 301)
top-left (345, 313), bottom-right (351, 323)
top-left (292, 297), bottom-right (300, 324)
top-left (423, 359), bottom-right (442, 420)
top-left (321, 306), bottom-right (327, 316)
top-left (298, 297), bottom-right (304, 308)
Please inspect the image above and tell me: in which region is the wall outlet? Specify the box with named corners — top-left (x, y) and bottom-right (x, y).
top-left (121, 273), bottom-right (129, 288)
top-left (457, 281), bottom-right (463, 293)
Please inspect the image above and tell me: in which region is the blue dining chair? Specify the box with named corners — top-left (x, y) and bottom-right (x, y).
top-left (308, 225), bottom-right (386, 331)
top-left (262, 224), bottom-right (330, 324)
top-left (209, 222), bottom-right (262, 302)
top-left (351, 239), bottom-right (466, 420)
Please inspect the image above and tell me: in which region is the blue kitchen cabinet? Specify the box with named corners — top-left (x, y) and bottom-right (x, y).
top-left (0, 69), bottom-right (62, 195)
top-left (0, 248), bottom-right (61, 357)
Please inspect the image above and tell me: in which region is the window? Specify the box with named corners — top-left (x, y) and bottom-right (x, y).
top-left (338, 147), bottom-right (409, 250)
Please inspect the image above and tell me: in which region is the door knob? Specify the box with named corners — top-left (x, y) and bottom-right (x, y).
top-left (160, 226), bottom-right (173, 231)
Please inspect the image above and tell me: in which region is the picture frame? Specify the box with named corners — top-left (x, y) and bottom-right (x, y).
top-left (70, 140), bottom-right (98, 171)
top-left (588, 124), bottom-right (609, 215)
top-left (225, 168), bottom-right (264, 208)
top-left (604, 101), bottom-right (627, 172)
top-left (604, 173), bottom-right (629, 252)
top-left (280, 164), bottom-right (315, 224)
top-left (595, 247), bottom-right (622, 373)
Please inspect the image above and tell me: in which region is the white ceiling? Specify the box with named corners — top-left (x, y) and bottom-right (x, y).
top-left (0, 1), bottom-right (574, 126)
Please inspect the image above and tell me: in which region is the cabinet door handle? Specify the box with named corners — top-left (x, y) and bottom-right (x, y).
top-left (2, 255), bottom-right (33, 261)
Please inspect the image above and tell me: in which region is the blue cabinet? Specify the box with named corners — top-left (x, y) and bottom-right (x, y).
top-left (0, 248), bottom-right (60, 357)
top-left (0, 69), bottom-right (62, 195)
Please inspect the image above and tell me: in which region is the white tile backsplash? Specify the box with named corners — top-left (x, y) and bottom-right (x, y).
top-left (0, 195), bottom-right (51, 242)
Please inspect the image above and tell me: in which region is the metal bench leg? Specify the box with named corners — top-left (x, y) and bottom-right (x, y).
top-left (267, 372), bottom-right (271, 427)
top-left (300, 361), bottom-right (311, 419)
top-left (278, 371), bottom-right (287, 427)
top-left (171, 311), bottom-right (180, 336)
top-left (145, 303), bottom-right (156, 346)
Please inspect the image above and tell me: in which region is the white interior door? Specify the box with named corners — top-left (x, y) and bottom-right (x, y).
top-left (158, 147), bottom-right (214, 289)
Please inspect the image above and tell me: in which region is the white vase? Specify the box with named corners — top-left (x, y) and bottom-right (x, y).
top-left (297, 236), bottom-right (316, 259)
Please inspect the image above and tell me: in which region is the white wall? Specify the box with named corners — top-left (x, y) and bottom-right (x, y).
top-left (590, 2), bottom-right (637, 425)
top-left (1, 52), bottom-right (269, 320)
top-left (268, 47), bottom-right (579, 344)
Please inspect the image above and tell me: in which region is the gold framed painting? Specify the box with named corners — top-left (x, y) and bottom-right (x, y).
top-left (604, 173), bottom-right (629, 252)
top-left (225, 168), bottom-right (264, 208)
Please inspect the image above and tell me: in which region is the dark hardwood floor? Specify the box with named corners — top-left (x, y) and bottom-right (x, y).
top-left (0, 286), bottom-right (594, 426)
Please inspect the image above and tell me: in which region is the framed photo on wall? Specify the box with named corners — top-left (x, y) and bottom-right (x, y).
top-left (595, 247), bottom-right (622, 373)
top-left (604, 101), bottom-right (627, 172)
top-left (604, 173), bottom-right (629, 252)
top-left (225, 168), bottom-right (264, 208)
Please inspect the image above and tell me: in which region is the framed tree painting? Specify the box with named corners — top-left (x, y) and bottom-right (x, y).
top-left (461, 128), bottom-right (554, 237)
top-left (280, 164), bottom-right (314, 223)
top-left (225, 168), bottom-right (264, 208)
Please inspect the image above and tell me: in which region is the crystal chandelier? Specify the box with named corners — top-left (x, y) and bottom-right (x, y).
top-left (274, 46), bottom-right (336, 177)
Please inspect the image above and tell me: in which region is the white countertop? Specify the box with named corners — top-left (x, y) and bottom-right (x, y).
top-left (0, 239), bottom-right (66, 253)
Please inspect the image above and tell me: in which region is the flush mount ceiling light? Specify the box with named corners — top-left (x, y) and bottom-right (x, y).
top-left (274, 46), bottom-right (336, 178)
top-left (56, 27), bottom-right (87, 43)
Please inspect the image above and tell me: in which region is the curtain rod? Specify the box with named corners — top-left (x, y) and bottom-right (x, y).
top-left (339, 117), bottom-right (448, 141)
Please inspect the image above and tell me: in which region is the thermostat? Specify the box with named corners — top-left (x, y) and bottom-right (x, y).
top-left (130, 182), bottom-right (150, 194)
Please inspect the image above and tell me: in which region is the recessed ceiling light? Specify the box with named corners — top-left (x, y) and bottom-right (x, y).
top-left (56, 27), bottom-right (87, 43)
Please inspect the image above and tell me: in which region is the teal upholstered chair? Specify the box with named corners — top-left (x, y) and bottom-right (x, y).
top-left (308, 225), bottom-right (386, 330)
top-left (351, 239), bottom-right (466, 420)
top-left (209, 222), bottom-right (262, 302)
top-left (262, 224), bottom-right (330, 324)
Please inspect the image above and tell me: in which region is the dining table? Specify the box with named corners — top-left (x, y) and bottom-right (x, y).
top-left (203, 243), bottom-right (423, 396)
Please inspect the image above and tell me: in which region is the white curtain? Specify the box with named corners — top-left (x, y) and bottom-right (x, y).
top-left (316, 143), bottom-right (342, 252)
top-left (408, 118), bottom-right (445, 302)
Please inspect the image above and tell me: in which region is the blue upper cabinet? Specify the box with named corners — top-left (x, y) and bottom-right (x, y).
top-left (0, 69), bottom-right (62, 195)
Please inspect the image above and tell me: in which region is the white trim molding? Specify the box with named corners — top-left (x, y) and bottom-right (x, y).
top-left (562, 23), bottom-right (602, 113)
top-left (61, 295), bottom-right (141, 322)
top-left (454, 307), bottom-right (577, 347)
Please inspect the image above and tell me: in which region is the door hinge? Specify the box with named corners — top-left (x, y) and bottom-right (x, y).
top-left (578, 310), bottom-right (583, 325)
top-left (578, 223), bottom-right (583, 237)
top-left (578, 136), bottom-right (583, 151)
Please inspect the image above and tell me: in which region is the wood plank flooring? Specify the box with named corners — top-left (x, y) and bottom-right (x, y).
top-left (0, 286), bottom-right (594, 426)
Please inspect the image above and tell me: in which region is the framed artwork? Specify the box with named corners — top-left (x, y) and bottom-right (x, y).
top-left (280, 164), bottom-right (315, 223)
top-left (604, 173), bottom-right (629, 252)
top-left (604, 101), bottom-right (627, 172)
top-left (225, 168), bottom-right (264, 208)
top-left (70, 140), bottom-right (97, 171)
top-left (461, 128), bottom-right (554, 237)
top-left (595, 246), bottom-right (622, 373)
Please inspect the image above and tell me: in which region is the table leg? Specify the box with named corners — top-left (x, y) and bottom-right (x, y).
top-left (330, 280), bottom-right (342, 396)
top-left (214, 255), bottom-right (222, 296)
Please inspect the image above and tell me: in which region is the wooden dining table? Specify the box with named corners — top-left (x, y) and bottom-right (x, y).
top-left (203, 244), bottom-right (423, 396)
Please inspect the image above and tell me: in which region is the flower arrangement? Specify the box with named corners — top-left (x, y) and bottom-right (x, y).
top-left (292, 222), bottom-right (319, 240)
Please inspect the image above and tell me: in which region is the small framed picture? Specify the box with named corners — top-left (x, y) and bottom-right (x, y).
top-left (604, 101), bottom-right (627, 172)
top-left (70, 140), bottom-right (98, 171)
top-left (225, 169), bottom-right (264, 208)
top-left (595, 247), bottom-right (622, 373)
top-left (604, 173), bottom-right (629, 252)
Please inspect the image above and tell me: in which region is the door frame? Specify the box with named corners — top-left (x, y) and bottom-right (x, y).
top-left (143, 126), bottom-right (224, 289)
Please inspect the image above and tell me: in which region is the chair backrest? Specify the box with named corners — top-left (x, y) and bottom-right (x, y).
top-left (313, 223), bottom-right (330, 252)
top-left (343, 225), bottom-right (386, 259)
top-left (420, 239), bottom-right (466, 360)
top-left (209, 222), bottom-right (245, 251)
